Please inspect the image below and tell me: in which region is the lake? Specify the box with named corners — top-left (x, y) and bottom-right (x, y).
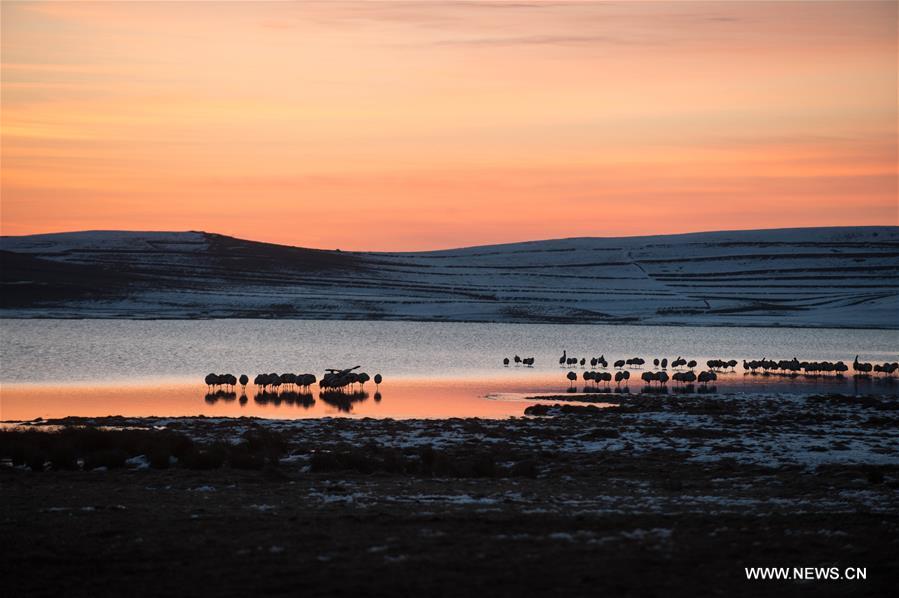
top-left (1, 319), bottom-right (896, 420)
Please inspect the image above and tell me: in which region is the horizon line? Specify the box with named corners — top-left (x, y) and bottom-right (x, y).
top-left (2, 224), bottom-right (897, 254)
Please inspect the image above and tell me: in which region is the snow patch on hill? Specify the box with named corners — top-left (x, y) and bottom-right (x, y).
top-left (2, 227), bottom-right (897, 328)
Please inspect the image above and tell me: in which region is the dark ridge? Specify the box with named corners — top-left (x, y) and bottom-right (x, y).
top-left (0, 251), bottom-right (137, 307)
top-left (365, 246), bottom-right (625, 259)
top-left (202, 233), bottom-right (361, 274)
top-left (2, 228), bottom-right (897, 327)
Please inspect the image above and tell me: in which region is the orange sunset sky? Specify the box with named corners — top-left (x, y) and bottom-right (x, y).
top-left (1, 0), bottom-right (897, 250)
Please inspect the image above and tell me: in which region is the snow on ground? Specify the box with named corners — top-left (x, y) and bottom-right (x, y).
top-left (37, 392), bottom-right (898, 471)
top-left (2, 226), bottom-right (897, 327)
top-left (8, 391), bottom-right (898, 522)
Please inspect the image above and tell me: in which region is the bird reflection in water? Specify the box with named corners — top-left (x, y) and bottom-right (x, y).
top-left (318, 390), bottom-right (370, 413)
top-left (672, 384), bottom-right (696, 394)
top-left (566, 386), bottom-right (618, 395)
top-left (201, 367), bottom-right (385, 412)
top-left (582, 386), bottom-right (613, 394)
top-left (205, 390), bottom-right (237, 404)
top-left (254, 390), bottom-right (315, 408)
top-left (202, 389), bottom-right (315, 408)
top-left (641, 385), bottom-right (670, 395)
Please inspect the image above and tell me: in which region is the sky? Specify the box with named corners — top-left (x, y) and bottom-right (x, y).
top-left (1, 0), bottom-right (897, 250)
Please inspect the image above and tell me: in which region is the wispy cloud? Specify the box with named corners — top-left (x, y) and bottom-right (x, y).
top-left (2, 0), bottom-right (895, 248)
top-left (431, 34), bottom-right (627, 47)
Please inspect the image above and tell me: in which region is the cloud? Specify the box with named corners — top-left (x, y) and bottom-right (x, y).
top-left (430, 34), bottom-right (626, 47)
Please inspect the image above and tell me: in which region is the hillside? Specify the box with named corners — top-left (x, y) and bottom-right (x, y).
top-left (1, 227), bottom-right (897, 328)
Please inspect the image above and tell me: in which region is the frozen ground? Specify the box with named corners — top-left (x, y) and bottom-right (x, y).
top-left (2, 391), bottom-right (897, 597)
top-left (1, 226), bottom-right (897, 327)
top-left (25, 391), bottom-right (898, 475)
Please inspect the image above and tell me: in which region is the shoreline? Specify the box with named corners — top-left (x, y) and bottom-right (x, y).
top-left (6, 391), bottom-right (898, 466)
top-left (3, 392), bottom-right (897, 596)
top-left (2, 313), bottom-right (898, 331)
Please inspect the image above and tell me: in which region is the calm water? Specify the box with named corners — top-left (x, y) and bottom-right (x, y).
top-left (1, 320), bottom-right (896, 419)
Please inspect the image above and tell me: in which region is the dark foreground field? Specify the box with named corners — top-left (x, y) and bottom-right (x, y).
top-left (2, 393), bottom-right (898, 597)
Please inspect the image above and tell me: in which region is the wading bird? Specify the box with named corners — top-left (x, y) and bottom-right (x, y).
top-left (204, 373), bottom-right (219, 389)
top-left (358, 372), bottom-right (370, 389)
top-left (853, 355), bottom-right (873, 375)
top-left (698, 370), bottom-right (717, 385)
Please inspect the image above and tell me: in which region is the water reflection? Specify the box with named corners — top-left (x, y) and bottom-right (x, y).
top-left (745, 371), bottom-right (848, 380)
top-left (318, 390), bottom-right (370, 413)
top-left (5, 319), bottom-right (896, 386)
top-left (563, 369), bottom-right (897, 396)
top-left (569, 386), bottom-right (632, 394)
top-left (3, 369), bottom-right (898, 422)
top-left (2, 378), bottom-right (549, 420)
top-left (744, 371), bottom-right (898, 385)
top-left (641, 385), bottom-right (668, 394)
top-left (204, 390), bottom-right (237, 404)
top-left (202, 387), bottom-right (377, 412)
top-left (672, 385), bottom-right (696, 394)
top-left (253, 390), bottom-right (315, 409)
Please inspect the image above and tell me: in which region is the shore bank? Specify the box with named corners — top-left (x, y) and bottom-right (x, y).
top-left (2, 393), bottom-right (897, 596)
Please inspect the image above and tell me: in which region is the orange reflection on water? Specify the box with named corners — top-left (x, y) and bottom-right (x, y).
top-left (4, 371), bottom-right (880, 421)
top-left (0, 376), bottom-right (565, 421)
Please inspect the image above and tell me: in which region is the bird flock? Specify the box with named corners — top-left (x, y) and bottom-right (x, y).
top-left (504, 355), bottom-right (536, 367)
top-left (204, 367), bottom-right (383, 394)
top-left (204, 373), bottom-right (241, 389)
top-left (253, 373), bottom-right (317, 391)
top-left (501, 350), bottom-right (897, 393)
top-left (742, 356), bottom-right (898, 378)
top-left (556, 351), bottom-right (727, 390)
top-left (320, 367), bottom-right (382, 392)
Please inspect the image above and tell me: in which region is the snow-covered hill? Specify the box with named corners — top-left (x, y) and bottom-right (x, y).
top-left (1, 227), bottom-right (897, 328)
